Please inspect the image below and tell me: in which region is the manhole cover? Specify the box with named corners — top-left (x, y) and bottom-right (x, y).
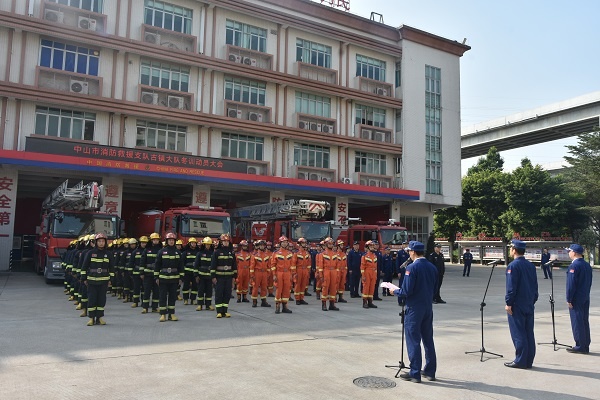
top-left (353, 376), bottom-right (396, 389)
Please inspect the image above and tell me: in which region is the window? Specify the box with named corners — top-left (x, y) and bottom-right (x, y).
top-left (224, 77), bottom-right (266, 106)
top-left (226, 19), bottom-right (267, 52)
top-left (47, 0), bottom-right (104, 12)
top-left (140, 60), bottom-right (189, 92)
top-left (293, 144), bottom-right (330, 168)
top-left (356, 54), bottom-right (386, 81)
top-left (355, 104), bottom-right (386, 128)
top-left (221, 133), bottom-right (264, 160)
top-left (295, 92), bottom-right (331, 118)
top-left (35, 106), bottom-right (95, 140)
top-left (354, 152), bottom-right (386, 175)
top-left (136, 120), bottom-right (186, 151)
top-left (144, 0), bottom-right (192, 34)
top-left (398, 216), bottom-right (429, 243)
top-left (395, 62), bottom-right (401, 88)
top-left (40, 39), bottom-right (99, 76)
top-left (296, 39), bottom-right (332, 68)
top-left (425, 65), bottom-right (442, 194)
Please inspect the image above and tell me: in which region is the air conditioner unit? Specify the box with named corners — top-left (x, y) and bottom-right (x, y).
top-left (167, 95), bottom-right (185, 110)
top-left (368, 179), bottom-right (379, 187)
top-left (323, 125), bottom-right (334, 134)
top-left (380, 181), bottom-right (390, 188)
top-left (309, 122), bottom-right (319, 131)
top-left (69, 78), bottom-right (89, 94)
top-left (341, 177), bottom-right (352, 184)
top-left (248, 112), bottom-right (263, 122)
top-left (297, 172), bottom-right (308, 180)
top-left (360, 128), bottom-right (372, 140)
top-left (309, 173), bottom-right (320, 181)
top-left (247, 166), bottom-right (261, 175)
top-left (228, 54), bottom-right (242, 63)
top-left (141, 92), bottom-right (159, 105)
top-left (321, 177), bottom-right (330, 182)
top-left (78, 16), bottom-right (97, 31)
top-left (228, 108), bottom-right (242, 118)
top-left (373, 131), bottom-right (388, 142)
top-left (144, 32), bottom-right (161, 44)
top-left (45, 10), bottom-right (64, 23)
top-left (242, 57), bottom-right (257, 67)
top-left (360, 179), bottom-right (368, 185)
top-left (376, 87), bottom-right (388, 96)
top-left (299, 121), bottom-right (310, 130)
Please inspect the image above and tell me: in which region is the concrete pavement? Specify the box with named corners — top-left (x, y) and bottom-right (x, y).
top-left (0, 264), bottom-right (598, 400)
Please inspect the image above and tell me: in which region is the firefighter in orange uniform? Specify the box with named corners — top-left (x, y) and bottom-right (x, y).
top-left (250, 240), bottom-right (272, 308)
top-left (361, 240), bottom-right (378, 309)
top-left (318, 238), bottom-right (339, 311)
top-left (335, 239), bottom-right (348, 303)
top-left (315, 241), bottom-right (325, 300)
top-left (293, 238), bottom-right (311, 305)
top-left (265, 241), bottom-right (275, 297)
top-left (270, 236), bottom-right (295, 314)
top-left (235, 240), bottom-right (252, 303)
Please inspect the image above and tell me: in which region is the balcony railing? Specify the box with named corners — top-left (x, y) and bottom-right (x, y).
top-left (141, 24), bottom-right (197, 53)
top-left (354, 124), bottom-right (393, 143)
top-left (296, 113), bottom-right (336, 134)
top-left (36, 66), bottom-right (102, 96)
top-left (138, 85), bottom-right (194, 111)
top-left (225, 45), bottom-right (273, 70)
top-left (42, 0), bottom-right (107, 33)
top-left (293, 165), bottom-right (336, 182)
top-left (296, 62), bottom-right (338, 84)
top-left (353, 172), bottom-right (393, 188)
top-left (355, 76), bottom-right (394, 98)
top-left (225, 100), bottom-right (272, 123)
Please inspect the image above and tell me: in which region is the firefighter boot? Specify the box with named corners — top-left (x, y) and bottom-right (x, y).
top-left (296, 299), bottom-right (302, 305)
top-left (159, 315), bottom-right (166, 322)
top-left (97, 318), bottom-right (106, 325)
top-left (216, 313), bottom-right (223, 318)
top-left (338, 294), bottom-right (347, 303)
top-left (141, 308), bottom-right (148, 314)
top-left (275, 303), bottom-right (281, 314)
top-left (237, 294), bottom-right (241, 303)
top-left (79, 308), bottom-right (87, 317)
top-left (322, 301), bottom-right (328, 311)
top-left (282, 304), bottom-right (292, 314)
top-left (208, 305), bottom-right (215, 311)
top-left (196, 305), bottom-right (203, 311)
top-left (184, 299), bottom-right (189, 305)
top-left (87, 318), bottom-right (94, 326)
top-left (368, 299), bottom-right (378, 308)
top-left (169, 314), bottom-right (179, 321)
top-left (304, 289), bottom-right (312, 296)
top-left (252, 299), bottom-right (258, 308)
top-left (131, 303), bottom-right (138, 308)
top-left (329, 301), bottom-right (339, 311)
top-left (316, 292), bottom-right (321, 300)
top-left (75, 303), bottom-right (82, 310)
top-left (363, 299), bottom-right (369, 309)
top-left (242, 294), bottom-right (249, 303)
top-left (261, 299), bottom-right (271, 307)
top-left (68, 295), bottom-right (75, 301)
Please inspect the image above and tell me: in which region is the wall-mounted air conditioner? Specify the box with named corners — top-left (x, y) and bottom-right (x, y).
top-left (248, 112), bottom-right (263, 122)
top-left (228, 108), bottom-right (242, 118)
top-left (228, 54), bottom-right (242, 63)
top-left (321, 177), bottom-right (331, 182)
top-left (144, 32), bottom-right (161, 44)
top-left (309, 173), bottom-right (320, 181)
top-left (373, 131), bottom-right (389, 142)
top-left (360, 128), bottom-right (372, 140)
top-left (45, 10), bottom-right (64, 23)
top-left (167, 95), bottom-right (185, 110)
top-left (299, 121), bottom-right (310, 130)
top-left (341, 177), bottom-right (352, 184)
top-left (247, 166), bottom-right (261, 175)
top-left (322, 125), bottom-right (334, 134)
top-left (376, 87), bottom-right (388, 96)
top-left (78, 16), bottom-right (97, 31)
top-left (69, 78), bottom-right (89, 94)
top-left (297, 172), bottom-right (308, 180)
top-left (380, 181), bottom-right (391, 188)
top-left (242, 57), bottom-right (257, 67)
top-left (368, 179), bottom-right (379, 187)
top-left (141, 92), bottom-right (159, 105)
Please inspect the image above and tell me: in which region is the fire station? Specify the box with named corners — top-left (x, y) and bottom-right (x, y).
top-left (0, 0), bottom-right (470, 271)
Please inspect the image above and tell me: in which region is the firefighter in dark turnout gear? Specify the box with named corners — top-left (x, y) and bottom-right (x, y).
top-left (194, 237), bottom-right (215, 311)
top-left (155, 233), bottom-right (184, 321)
top-left (82, 233), bottom-right (114, 326)
top-left (121, 238), bottom-right (137, 303)
top-left (76, 235), bottom-right (95, 317)
top-left (181, 237), bottom-right (200, 305)
top-left (211, 234), bottom-right (237, 318)
top-left (140, 233), bottom-right (161, 313)
top-left (129, 236), bottom-right (148, 307)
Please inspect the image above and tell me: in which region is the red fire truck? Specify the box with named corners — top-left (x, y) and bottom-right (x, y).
top-left (134, 206), bottom-right (231, 241)
top-left (34, 180), bottom-right (120, 283)
top-left (335, 219), bottom-right (409, 255)
top-left (231, 199), bottom-right (331, 245)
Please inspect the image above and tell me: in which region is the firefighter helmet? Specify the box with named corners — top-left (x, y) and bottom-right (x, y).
top-left (176, 239), bottom-right (183, 245)
top-left (365, 240), bottom-right (373, 246)
top-left (278, 235), bottom-right (289, 243)
top-left (239, 240), bottom-right (248, 246)
top-left (95, 233), bottom-right (107, 241)
top-left (165, 232), bottom-right (176, 240)
top-left (108, 241), bottom-right (113, 248)
top-left (201, 237), bottom-right (213, 245)
top-left (323, 237), bottom-right (333, 244)
top-left (188, 237), bottom-right (197, 243)
top-left (220, 233), bottom-right (231, 241)
top-left (129, 238), bottom-right (138, 245)
top-left (139, 236), bottom-right (149, 242)
top-left (256, 240), bottom-right (266, 246)
top-left (336, 240), bottom-right (344, 247)
top-left (297, 237), bottom-right (307, 243)
top-left (149, 232), bottom-right (160, 240)
top-left (266, 241), bottom-right (272, 246)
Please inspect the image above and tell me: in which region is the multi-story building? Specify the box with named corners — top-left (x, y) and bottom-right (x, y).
top-left (0, 0), bottom-right (469, 270)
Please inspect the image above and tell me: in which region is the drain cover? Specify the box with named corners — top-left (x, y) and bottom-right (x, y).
top-left (353, 376), bottom-right (397, 389)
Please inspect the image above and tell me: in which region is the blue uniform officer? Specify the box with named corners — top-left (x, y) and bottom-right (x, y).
top-left (390, 241), bottom-right (438, 383)
top-left (504, 239), bottom-right (539, 369)
top-left (565, 243), bottom-right (592, 354)
top-left (540, 248), bottom-right (552, 279)
top-left (381, 247), bottom-right (394, 296)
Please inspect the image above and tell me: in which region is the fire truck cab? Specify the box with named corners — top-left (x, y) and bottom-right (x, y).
top-left (34, 180), bottom-right (119, 283)
top-left (336, 220), bottom-right (408, 256)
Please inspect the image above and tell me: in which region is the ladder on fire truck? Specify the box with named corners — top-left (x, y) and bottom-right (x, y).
top-left (42, 180), bottom-right (104, 211)
top-left (230, 199), bottom-right (330, 220)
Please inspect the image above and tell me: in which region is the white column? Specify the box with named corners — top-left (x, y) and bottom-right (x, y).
top-left (192, 185), bottom-right (211, 207)
top-left (390, 200), bottom-right (401, 221)
top-left (0, 169), bottom-right (18, 271)
top-left (100, 177), bottom-right (123, 216)
top-left (270, 191), bottom-right (285, 203)
top-left (335, 196), bottom-right (349, 225)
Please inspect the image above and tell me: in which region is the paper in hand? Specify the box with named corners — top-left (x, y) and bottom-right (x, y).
top-left (380, 281), bottom-right (400, 291)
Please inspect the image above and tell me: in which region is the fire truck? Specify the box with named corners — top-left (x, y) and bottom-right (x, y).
top-left (231, 199), bottom-right (331, 245)
top-left (134, 206), bottom-right (231, 241)
top-left (34, 180), bottom-right (119, 283)
top-left (335, 219), bottom-right (409, 256)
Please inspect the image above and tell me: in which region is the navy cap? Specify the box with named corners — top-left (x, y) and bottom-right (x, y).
top-left (384, 247), bottom-right (391, 250)
top-left (566, 243), bottom-right (584, 254)
top-left (510, 239), bottom-right (526, 250)
top-left (406, 241), bottom-right (425, 252)
top-left (434, 243), bottom-right (442, 248)
top-left (353, 241), bottom-right (360, 245)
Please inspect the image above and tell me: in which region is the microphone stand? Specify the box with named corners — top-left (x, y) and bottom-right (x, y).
top-left (465, 259), bottom-right (503, 362)
top-left (385, 301), bottom-right (407, 377)
top-left (537, 260), bottom-right (571, 351)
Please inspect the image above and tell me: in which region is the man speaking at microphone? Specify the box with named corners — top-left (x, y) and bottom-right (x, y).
top-left (389, 240), bottom-right (438, 383)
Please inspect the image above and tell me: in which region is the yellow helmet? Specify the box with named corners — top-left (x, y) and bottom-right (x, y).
top-left (176, 239), bottom-right (183, 245)
top-left (161, 241), bottom-right (166, 247)
top-left (108, 241), bottom-right (113, 248)
top-left (129, 238), bottom-right (138, 245)
top-left (188, 237), bottom-right (197, 243)
top-left (202, 237), bottom-right (213, 245)
top-left (150, 232), bottom-right (160, 240)
top-left (139, 236), bottom-right (149, 242)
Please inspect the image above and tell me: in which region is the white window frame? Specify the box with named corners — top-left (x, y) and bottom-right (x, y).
top-left (221, 133), bottom-right (264, 160)
top-left (136, 120), bottom-right (186, 152)
top-left (34, 106), bottom-right (96, 141)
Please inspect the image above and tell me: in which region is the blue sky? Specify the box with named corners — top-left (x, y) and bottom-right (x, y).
top-left (344, 0), bottom-right (600, 173)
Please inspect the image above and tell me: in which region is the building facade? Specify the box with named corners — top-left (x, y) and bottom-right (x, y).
top-left (0, 0), bottom-right (469, 270)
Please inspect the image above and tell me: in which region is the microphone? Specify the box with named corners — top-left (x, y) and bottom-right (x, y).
top-left (487, 259), bottom-right (502, 265)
